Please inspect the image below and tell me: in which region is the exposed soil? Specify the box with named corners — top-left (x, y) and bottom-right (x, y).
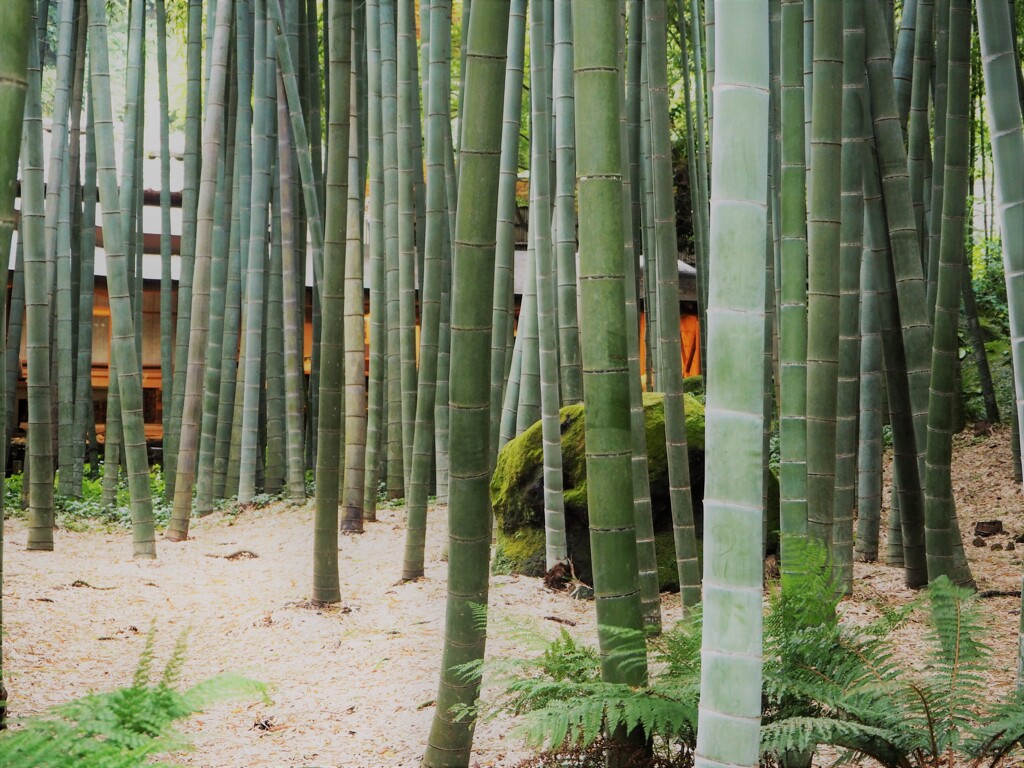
top-left (3, 424), bottom-right (1023, 767)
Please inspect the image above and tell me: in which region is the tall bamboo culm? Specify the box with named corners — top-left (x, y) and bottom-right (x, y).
top-left (695, 4), bottom-right (769, 768)
top-left (975, 0), bottom-right (1024, 681)
top-left (0, 0), bottom-right (32, 720)
top-left (168, 0), bottom-right (235, 540)
top-left (312, 0), bottom-right (352, 604)
top-left (572, 0), bottom-right (649, 701)
top-left (422, 2), bottom-right (509, 763)
top-left (22, 23), bottom-right (53, 551)
top-left (87, 0), bottom-right (156, 557)
top-left (402, 0), bottom-right (451, 582)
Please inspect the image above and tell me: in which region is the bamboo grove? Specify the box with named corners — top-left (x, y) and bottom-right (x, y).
top-left (1, 0), bottom-right (1024, 766)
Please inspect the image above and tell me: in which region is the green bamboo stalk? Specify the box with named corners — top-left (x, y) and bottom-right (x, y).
top-left (626, 0), bottom-right (643, 320)
top-left (488, 0), bottom-right (527, 469)
top-left (156, 0), bottom-right (174, 470)
top-left (46, 0), bottom-right (77, 498)
top-left (619, 1), bottom-right (661, 633)
top-left (402, 0), bottom-right (451, 582)
top-left (381, 0), bottom-right (403, 500)
top-left (639, 50), bottom-right (657, 390)
top-left (276, 75), bottom-right (308, 504)
top-left (101, 358), bottom-right (123, 507)
top-left (864, 0), bottom-right (931, 479)
top-left (855, 220), bottom-right (884, 563)
top-left (55, 158), bottom-right (75, 499)
top-left (433, 140), bottom-right (454, 505)
top-left (695, 4), bottom-right (769, 767)
top-left (72, 91), bottom-right (97, 491)
top-left (778, 0), bottom-right (809, 573)
top-left (397, 0), bottom-right (418, 499)
top-left (646, 0), bottom-right (700, 607)
top-left (923, 0), bottom-right (973, 587)
top-left (677, 2), bottom-right (708, 372)
top-left (453, 0), bottom-right (473, 157)
top-left (803, 0), bottom-right (813, 162)
top-left (165, 0), bottom-right (204, 500)
top-left (572, 0), bottom-right (649, 698)
top-left (195, 133), bottom-right (234, 515)
top-left (362, 0), bottom-right (385, 523)
top-left (687, 0), bottom-right (711, 364)
top-left (421, 2), bottom-right (509, 762)
top-left (805, 0), bottom-right (843, 553)
top-left (530, 0), bottom-right (568, 571)
top-left (704, 0), bottom-right (715, 143)
top-left (22, 26), bottom-right (53, 551)
top-left (4, 241), bottom-right (23, 452)
top-left (833, 0), bottom-right (866, 594)
top-left (265, 179), bottom-right (287, 496)
top-left (907, 0), bottom-right (933, 260)
top-left (238, 0), bottom-right (275, 505)
top-left (0, 0), bottom-right (30, 719)
top-left (213, 0), bottom-right (253, 499)
top-left (553, 0), bottom-right (582, 406)
top-left (864, 135), bottom-right (928, 587)
top-left (167, 0), bottom-right (234, 540)
top-left (409, 13), bottom-right (427, 273)
top-left (267, 0), bottom-right (326, 295)
top-left (42, 0), bottom-right (77, 289)
top-left (498, 329), bottom-right (523, 450)
top-left (340, 33), bottom-right (368, 541)
top-left (313, 0), bottom-right (352, 603)
top-left (892, 0), bottom-right (918, 130)
top-left (515, 247), bottom-right (541, 434)
top-left (927, 0), bottom-right (950, 318)
top-left (961, 262), bottom-right (1000, 423)
top-left (87, 0), bottom-right (156, 557)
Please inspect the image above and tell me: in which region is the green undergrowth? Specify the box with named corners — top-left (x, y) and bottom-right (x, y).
top-left (463, 541), bottom-right (1024, 768)
top-left (3, 465), bottom-right (173, 531)
top-left (0, 628), bottom-right (266, 768)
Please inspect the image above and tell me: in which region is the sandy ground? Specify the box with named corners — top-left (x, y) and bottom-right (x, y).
top-left (1, 497), bottom-right (634, 767)
top-left (3, 424), bottom-right (1023, 767)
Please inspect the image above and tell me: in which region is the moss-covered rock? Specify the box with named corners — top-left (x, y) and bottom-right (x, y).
top-left (493, 392), bottom-right (758, 589)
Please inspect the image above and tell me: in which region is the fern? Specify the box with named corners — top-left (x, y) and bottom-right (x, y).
top-left (0, 630), bottom-right (266, 768)
top-left (461, 610), bottom-right (702, 764)
top-left (969, 691), bottom-right (1024, 763)
top-left (764, 574), bottom-right (1024, 768)
top-left (472, 544), bottom-right (1023, 768)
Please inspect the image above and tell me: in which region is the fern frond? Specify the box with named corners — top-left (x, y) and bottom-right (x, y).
top-left (760, 716), bottom-right (906, 768)
top-left (132, 626), bottom-right (159, 690)
top-left (160, 630), bottom-right (190, 689)
top-left (919, 577), bottom-right (991, 756)
top-left (0, 637), bottom-right (264, 768)
top-left (511, 684), bottom-right (697, 751)
top-left (966, 690), bottom-right (1024, 763)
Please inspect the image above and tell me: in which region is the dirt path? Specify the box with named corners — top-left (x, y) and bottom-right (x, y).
top-left (2, 498), bottom-right (625, 767)
top-left (3, 425), bottom-right (1023, 767)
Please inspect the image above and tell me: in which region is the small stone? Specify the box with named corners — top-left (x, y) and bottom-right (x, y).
top-left (991, 542), bottom-right (1004, 551)
top-left (973, 536), bottom-right (987, 547)
top-left (1008, 541), bottom-right (1016, 551)
top-left (975, 520), bottom-right (1005, 537)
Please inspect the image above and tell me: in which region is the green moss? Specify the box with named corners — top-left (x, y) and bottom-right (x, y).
top-left (490, 418), bottom-right (547, 531)
top-left (490, 390), bottom-right (713, 585)
top-left (682, 375), bottom-right (704, 396)
top-left (493, 527), bottom-right (546, 577)
top-left (641, 391), bottom-right (705, 453)
top-left (559, 403), bottom-right (589, 516)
